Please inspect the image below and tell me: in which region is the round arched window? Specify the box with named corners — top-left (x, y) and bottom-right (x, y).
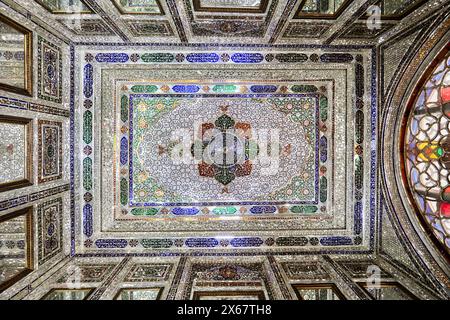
top-left (404, 49), bottom-right (450, 252)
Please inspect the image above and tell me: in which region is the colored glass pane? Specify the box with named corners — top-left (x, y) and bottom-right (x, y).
top-left (404, 51), bottom-right (450, 251)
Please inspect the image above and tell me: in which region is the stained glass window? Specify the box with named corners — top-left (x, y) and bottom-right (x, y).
top-left (404, 51), bottom-right (450, 251)
top-left (200, 0), bottom-right (262, 9)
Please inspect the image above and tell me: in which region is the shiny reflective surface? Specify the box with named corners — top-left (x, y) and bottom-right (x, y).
top-left (379, 0), bottom-right (426, 18)
top-left (200, 0), bottom-right (262, 9)
top-left (360, 282), bottom-right (416, 300)
top-left (404, 51), bottom-right (450, 252)
top-left (293, 284), bottom-right (343, 300)
top-left (42, 288), bottom-right (93, 300)
top-left (296, 0), bottom-right (351, 17)
top-left (193, 0), bottom-right (268, 13)
top-left (0, 116), bottom-right (33, 193)
top-left (0, 123), bottom-right (26, 185)
top-left (35, 0), bottom-right (92, 13)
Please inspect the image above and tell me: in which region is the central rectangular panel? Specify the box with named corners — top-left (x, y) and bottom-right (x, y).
top-left (109, 79), bottom-right (334, 224)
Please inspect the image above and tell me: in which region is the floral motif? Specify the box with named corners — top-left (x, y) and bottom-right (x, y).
top-left (38, 36), bottom-right (62, 103)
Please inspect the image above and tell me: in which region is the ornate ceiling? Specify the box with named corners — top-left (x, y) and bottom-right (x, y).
top-left (0, 0), bottom-right (444, 44)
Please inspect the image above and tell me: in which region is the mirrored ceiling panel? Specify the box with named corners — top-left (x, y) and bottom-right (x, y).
top-left (293, 284), bottom-right (345, 300)
top-left (0, 14), bottom-right (32, 96)
top-left (200, 0), bottom-right (261, 8)
top-left (0, 22), bottom-right (25, 89)
top-left (35, 0), bottom-right (93, 14)
top-left (193, 0), bottom-right (268, 13)
top-left (295, 0), bottom-right (352, 18)
top-left (115, 288), bottom-right (162, 300)
top-left (0, 116), bottom-right (33, 193)
top-left (112, 0), bottom-right (163, 15)
top-left (359, 282), bottom-right (417, 300)
top-left (377, 0), bottom-right (426, 18)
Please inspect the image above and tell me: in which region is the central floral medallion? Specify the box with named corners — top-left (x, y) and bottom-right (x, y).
top-left (191, 107), bottom-right (259, 186)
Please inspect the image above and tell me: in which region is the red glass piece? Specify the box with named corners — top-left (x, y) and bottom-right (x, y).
top-left (441, 86), bottom-right (450, 102)
top-left (440, 202), bottom-right (450, 218)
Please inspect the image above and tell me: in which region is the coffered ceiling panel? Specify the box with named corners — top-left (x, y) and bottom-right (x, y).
top-left (294, 0), bottom-right (352, 19)
top-left (35, 0), bottom-right (93, 14)
top-left (112, 0), bottom-right (164, 15)
top-left (193, 0), bottom-right (269, 13)
top-left (57, 18), bottom-right (115, 36)
top-left (5, 1), bottom-right (445, 47)
top-left (126, 20), bottom-right (174, 37)
top-left (182, 0), bottom-right (278, 38)
top-left (73, 46), bottom-right (376, 255)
